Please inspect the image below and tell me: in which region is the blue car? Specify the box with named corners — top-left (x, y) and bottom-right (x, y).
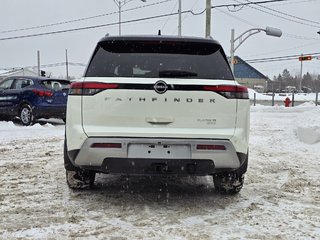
top-left (0, 76), bottom-right (70, 125)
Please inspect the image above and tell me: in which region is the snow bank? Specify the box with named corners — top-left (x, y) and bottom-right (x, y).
top-left (296, 127), bottom-right (320, 144)
top-left (0, 121), bottom-right (64, 141)
top-left (251, 102), bottom-right (320, 145)
top-left (294, 103), bottom-right (320, 144)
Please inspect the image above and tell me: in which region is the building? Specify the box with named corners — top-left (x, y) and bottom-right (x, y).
top-left (233, 56), bottom-right (268, 91)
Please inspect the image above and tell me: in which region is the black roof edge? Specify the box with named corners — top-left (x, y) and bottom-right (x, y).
top-left (98, 35), bottom-right (221, 46)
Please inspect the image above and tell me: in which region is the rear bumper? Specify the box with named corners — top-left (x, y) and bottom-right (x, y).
top-left (90, 158), bottom-right (215, 176)
top-left (68, 137), bottom-right (248, 175)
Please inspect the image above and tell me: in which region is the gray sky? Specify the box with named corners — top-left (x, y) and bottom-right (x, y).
top-left (1, 0), bottom-right (319, 78)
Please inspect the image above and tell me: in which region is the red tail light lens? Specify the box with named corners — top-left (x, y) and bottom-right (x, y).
top-left (32, 89), bottom-right (53, 97)
top-left (69, 82), bottom-right (118, 95)
top-left (203, 85), bottom-right (249, 99)
top-left (196, 144), bottom-right (226, 150)
top-left (91, 143), bottom-right (122, 148)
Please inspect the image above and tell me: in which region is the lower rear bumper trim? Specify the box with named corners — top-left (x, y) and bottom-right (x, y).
top-left (100, 158), bottom-right (215, 175)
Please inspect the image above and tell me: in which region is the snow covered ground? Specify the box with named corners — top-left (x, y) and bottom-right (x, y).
top-left (0, 104), bottom-right (319, 239)
top-left (248, 89), bottom-right (319, 105)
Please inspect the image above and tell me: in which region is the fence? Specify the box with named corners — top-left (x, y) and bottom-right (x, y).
top-left (251, 92), bottom-right (319, 107)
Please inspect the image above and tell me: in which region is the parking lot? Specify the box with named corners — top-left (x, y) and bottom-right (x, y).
top-left (0, 105), bottom-right (319, 239)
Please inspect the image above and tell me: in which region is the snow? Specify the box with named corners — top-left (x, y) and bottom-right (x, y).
top-left (0, 121), bottom-right (63, 141)
top-left (248, 88), bottom-right (319, 102)
top-left (1, 104), bottom-right (320, 239)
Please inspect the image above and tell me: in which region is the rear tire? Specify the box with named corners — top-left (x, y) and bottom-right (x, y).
top-left (64, 139), bottom-right (95, 189)
top-left (213, 173), bottom-right (244, 194)
top-left (66, 169), bottom-right (95, 189)
top-left (19, 104), bottom-right (34, 126)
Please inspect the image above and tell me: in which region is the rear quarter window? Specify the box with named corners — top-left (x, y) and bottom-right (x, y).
top-left (41, 80), bottom-right (70, 91)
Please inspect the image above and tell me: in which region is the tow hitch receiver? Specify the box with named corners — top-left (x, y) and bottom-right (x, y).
top-left (151, 162), bottom-right (169, 173)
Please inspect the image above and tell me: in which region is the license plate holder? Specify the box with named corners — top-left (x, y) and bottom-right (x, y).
top-left (128, 144), bottom-right (191, 159)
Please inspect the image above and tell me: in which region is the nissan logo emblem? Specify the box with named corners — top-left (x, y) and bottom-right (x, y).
top-left (154, 80), bottom-right (168, 94)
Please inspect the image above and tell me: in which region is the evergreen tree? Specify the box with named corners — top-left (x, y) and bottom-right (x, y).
top-left (302, 72), bottom-right (312, 89)
top-left (277, 74), bottom-right (283, 92)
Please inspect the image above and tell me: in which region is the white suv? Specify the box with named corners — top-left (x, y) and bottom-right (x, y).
top-left (64, 35), bottom-right (250, 194)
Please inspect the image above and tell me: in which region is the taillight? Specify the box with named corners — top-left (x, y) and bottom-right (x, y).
top-left (90, 143), bottom-right (122, 148)
top-left (32, 89), bottom-right (53, 97)
top-left (203, 85), bottom-right (249, 99)
top-left (69, 82), bottom-right (118, 95)
top-left (196, 144), bottom-right (226, 150)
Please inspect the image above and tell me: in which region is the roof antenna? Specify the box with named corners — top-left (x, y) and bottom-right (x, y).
top-left (158, 30), bottom-right (161, 36)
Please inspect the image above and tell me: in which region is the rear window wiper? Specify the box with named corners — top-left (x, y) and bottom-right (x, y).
top-left (159, 70), bottom-right (198, 78)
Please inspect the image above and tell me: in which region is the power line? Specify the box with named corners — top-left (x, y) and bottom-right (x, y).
top-left (5, 52), bottom-right (319, 71)
top-left (0, 12), bottom-right (184, 41)
top-left (219, 1), bottom-right (319, 41)
top-left (234, 0), bottom-right (320, 28)
top-left (245, 52), bottom-right (320, 63)
top-left (0, 0), bottom-right (173, 34)
top-left (245, 0), bottom-right (320, 25)
top-left (268, 0), bottom-right (320, 6)
top-left (243, 41), bottom-right (320, 58)
top-left (161, 0), bottom-right (178, 31)
top-left (0, 0), bottom-right (292, 41)
top-left (215, 7), bottom-right (259, 28)
top-left (0, 62), bottom-right (86, 71)
top-left (170, 0), bottom-right (201, 35)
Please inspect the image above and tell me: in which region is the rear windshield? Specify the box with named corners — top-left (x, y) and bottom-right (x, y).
top-left (41, 80), bottom-right (70, 91)
top-left (85, 40), bottom-right (234, 80)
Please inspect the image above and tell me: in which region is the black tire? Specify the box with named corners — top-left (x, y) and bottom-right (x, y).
top-left (213, 173), bottom-right (244, 194)
top-left (66, 169), bottom-right (95, 190)
top-left (19, 104), bottom-right (34, 126)
top-left (64, 139), bottom-right (95, 189)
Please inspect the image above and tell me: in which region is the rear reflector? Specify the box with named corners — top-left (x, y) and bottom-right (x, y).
top-left (196, 144), bottom-right (226, 150)
top-left (91, 143), bottom-right (122, 148)
top-left (203, 85), bottom-right (249, 99)
top-left (69, 82), bottom-right (118, 95)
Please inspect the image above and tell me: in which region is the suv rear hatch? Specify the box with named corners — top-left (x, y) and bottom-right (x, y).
top-left (78, 36), bottom-right (247, 139)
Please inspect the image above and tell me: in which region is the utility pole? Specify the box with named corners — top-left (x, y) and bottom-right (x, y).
top-left (300, 53), bottom-right (303, 92)
top-left (113, 0), bottom-right (146, 36)
top-left (230, 29), bottom-right (235, 73)
top-left (37, 50), bottom-right (40, 77)
top-left (178, 0), bottom-right (182, 36)
top-left (65, 49), bottom-right (69, 80)
top-left (205, 0), bottom-right (211, 37)
top-left (118, 1), bottom-right (122, 35)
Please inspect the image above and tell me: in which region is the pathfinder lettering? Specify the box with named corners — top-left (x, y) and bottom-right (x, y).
top-left (104, 97), bottom-right (216, 103)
